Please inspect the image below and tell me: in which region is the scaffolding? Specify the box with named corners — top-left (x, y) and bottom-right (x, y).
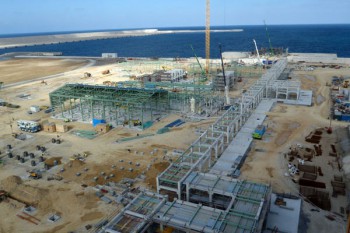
top-left (100, 182), bottom-right (270, 233)
top-left (103, 192), bottom-right (167, 233)
top-left (154, 178), bottom-right (270, 233)
top-left (96, 58), bottom-right (312, 233)
top-left (157, 59), bottom-right (288, 199)
top-left (228, 62), bottom-right (265, 78)
top-left (49, 84), bottom-right (168, 129)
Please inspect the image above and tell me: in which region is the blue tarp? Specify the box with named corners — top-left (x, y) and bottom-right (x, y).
top-left (165, 119), bottom-right (185, 128)
top-left (341, 115), bottom-right (350, 121)
top-left (93, 119), bottom-right (106, 127)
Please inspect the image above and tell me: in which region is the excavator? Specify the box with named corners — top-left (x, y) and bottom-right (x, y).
top-left (28, 170), bottom-right (42, 179)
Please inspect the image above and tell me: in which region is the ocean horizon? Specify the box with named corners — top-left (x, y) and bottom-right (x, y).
top-left (1, 24), bottom-right (350, 58)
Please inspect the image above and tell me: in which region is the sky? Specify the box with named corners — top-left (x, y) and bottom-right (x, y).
top-left (1, 0), bottom-right (350, 34)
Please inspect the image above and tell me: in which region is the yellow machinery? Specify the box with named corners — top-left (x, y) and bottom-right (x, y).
top-left (29, 171), bottom-right (42, 179)
top-left (124, 120), bottom-right (141, 126)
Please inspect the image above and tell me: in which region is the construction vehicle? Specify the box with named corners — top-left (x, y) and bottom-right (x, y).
top-left (17, 120), bottom-right (41, 133)
top-left (70, 152), bottom-right (88, 161)
top-left (28, 170), bottom-right (42, 179)
top-left (252, 125), bottom-right (266, 139)
top-left (123, 120), bottom-right (142, 126)
top-left (102, 70), bottom-right (110, 75)
top-left (84, 72), bottom-right (92, 78)
top-left (190, 44), bottom-right (207, 82)
top-left (51, 138), bottom-right (61, 144)
top-left (162, 66), bottom-right (171, 71)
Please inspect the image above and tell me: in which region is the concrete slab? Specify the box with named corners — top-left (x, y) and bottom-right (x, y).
top-left (264, 193), bottom-right (301, 233)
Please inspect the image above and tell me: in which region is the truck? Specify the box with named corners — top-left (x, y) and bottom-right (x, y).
top-left (252, 125), bottom-right (266, 139)
top-left (17, 120), bottom-right (41, 133)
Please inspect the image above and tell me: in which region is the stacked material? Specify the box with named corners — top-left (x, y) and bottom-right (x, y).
top-left (43, 122), bottom-right (56, 133)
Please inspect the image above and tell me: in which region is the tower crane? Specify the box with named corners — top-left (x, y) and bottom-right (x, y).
top-left (205, 0), bottom-right (210, 76)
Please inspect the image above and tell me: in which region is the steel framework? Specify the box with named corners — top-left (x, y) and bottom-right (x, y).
top-left (49, 82), bottom-right (224, 129)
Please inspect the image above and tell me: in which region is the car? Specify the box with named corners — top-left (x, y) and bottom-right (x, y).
top-left (44, 108), bottom-right (53, 113)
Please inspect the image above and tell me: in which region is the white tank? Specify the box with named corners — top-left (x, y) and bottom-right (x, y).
top-left (190, 97), bottom-right (196, 113)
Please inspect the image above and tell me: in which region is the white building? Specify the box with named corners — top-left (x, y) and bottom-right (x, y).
top-left (102, 53), bottom-right (118, 58)
top-left (163, 69), bottom-right (187, 82)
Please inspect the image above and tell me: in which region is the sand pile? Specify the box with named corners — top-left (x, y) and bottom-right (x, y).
top-left (0, 176), bottom-right (49, 206)
top-left (0, 175), bottom-right (22, 189)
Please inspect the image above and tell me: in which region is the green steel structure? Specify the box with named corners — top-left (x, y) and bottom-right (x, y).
top-left (229, 63), bottom-right (265, 78)
top-left (49, 83), bottom-right (224, 129)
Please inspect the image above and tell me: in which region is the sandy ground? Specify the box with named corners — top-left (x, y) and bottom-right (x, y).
top-left (0, 58), bottom-right (88, 85)
top-left (0, 57), bottom-right (215, 232)
top-left (240, 66), bottom-right (350, 233)
top-left (0, 58), bottom-right (349, 232)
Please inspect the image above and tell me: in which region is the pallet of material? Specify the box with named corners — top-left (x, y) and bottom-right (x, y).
top-left (302, 172), bottom-right (317, 181)
top-left (305, 135), bottom-right (322, 144)
top-left (329, 152), bottom-right (337, 157)
top-left (314, 129), bottom-right (323, 135)
top-left (331, 180), bottom-right (345, 188)
top-left (302, 147), bottom-right (315, 160)
top-left (300, 186), bottom-right (331, 211)
top-left (334, 175), bottom-right (343, 182)
top-left (313, 145), bottom-right (322, 156)
top-left (332, 186), bottom-right (346, 196)
top-left (299, 178), bottom-right (326, 188)
top-left (298, 164), bottom-right (317, 174)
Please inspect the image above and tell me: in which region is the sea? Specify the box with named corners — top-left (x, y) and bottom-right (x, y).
top-left (0, 24), bottom-right (350, 58)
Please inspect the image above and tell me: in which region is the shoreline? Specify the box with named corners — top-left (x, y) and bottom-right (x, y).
top-left (0, 29), bottom-right (243, 49)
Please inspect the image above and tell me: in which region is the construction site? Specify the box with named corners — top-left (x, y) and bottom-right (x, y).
top-left (0, 48), bottom-right (350, 233)
top-left (1, 2), bottom-right (350, 233)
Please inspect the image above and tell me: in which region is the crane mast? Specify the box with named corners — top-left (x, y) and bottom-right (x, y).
top-left (190, 45), bottom-right (206, 82)
top-left (253, 39), bottom-right (262, 65)
top-left (264, 20), bottom-right (274, 56)
top-left (205, 0), bottom-right (210, 75)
